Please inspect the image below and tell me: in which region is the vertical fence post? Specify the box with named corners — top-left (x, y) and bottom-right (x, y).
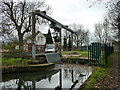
top-left (92, 44), bottom-right (93, 65)
top-left (88, 46), bottom-right (89, 65)
top-left (99, 43), bottom-right (101, 66)
top-left (96, 43), bottom-right (98, 66)
top-left (112, 46), bottom-right (114, 53)
top-left (95, 44), bottom-right (97, 66)
top-left (101, 44), bottom-right (103, 66)
top-left (93, 44), bottom-right (95, 65)
top-left (105, 44), bottom-right (107, 65)
top-left (90, 45), bottom-right (91, 65)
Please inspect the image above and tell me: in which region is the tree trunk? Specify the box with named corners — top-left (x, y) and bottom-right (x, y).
top-left (118, 20), bottom-right (120, 42)
top-left (77, 42), bottom-right (79, 47)
top-left (80, 42), bottom-right (82, 51)
top-left (18, 34), bottom-right (23, 53)
top-left (77, 36), bottom-right (79, 47)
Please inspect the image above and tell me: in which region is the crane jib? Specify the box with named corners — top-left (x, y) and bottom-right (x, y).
top-left (34, 10), bottom-right (77, 35)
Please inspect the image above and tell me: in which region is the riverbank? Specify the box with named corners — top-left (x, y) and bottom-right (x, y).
top-left (78, 51), bottom-right (119, 89)
top-left (93, 51), bottom-right (119, 89)
top-left (2, 63), bottom-right (55, 73)
top-left (1, 51), bottom-right (89, 74)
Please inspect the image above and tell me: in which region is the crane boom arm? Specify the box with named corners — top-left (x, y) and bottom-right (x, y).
top-left (35, 10), bottom-right (77, 35)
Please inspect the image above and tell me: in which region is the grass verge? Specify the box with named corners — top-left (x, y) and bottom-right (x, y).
top-left (2, 58), bottom-right (30, 66)
top-left (85, 52), bottom-right (115, 89)
top-left (62, 50), bottom-right (88, 57)
top-left (85, 67), bottom-right (107, 89)
top-left (80, 53), bottom-right (88, 57)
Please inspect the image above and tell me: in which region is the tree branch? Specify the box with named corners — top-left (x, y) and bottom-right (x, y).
top-left (20, 2), bottom-right (26, 27)
top-left (4, 2), bottom-right (18, 27)
top-left (22, 15), bottom-right (31, 35)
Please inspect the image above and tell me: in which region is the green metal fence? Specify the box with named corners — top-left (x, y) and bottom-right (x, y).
top-left (88, 43), bottom-right (114, 66)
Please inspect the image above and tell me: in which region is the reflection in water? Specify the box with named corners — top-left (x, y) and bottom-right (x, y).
top-left (1, 67), bottom-right (92, 89)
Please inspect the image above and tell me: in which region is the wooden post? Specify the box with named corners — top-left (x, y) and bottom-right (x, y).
top-left (32, 12), bottom-right (36, 60)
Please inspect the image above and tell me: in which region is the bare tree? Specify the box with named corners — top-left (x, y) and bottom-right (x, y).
top-left (107, 0), bottom-right (120, 41)
top-left (63, 28), bottom-right (70, 48)
top-left (77, 29), bottom-right (89, 47)
top-left (87, 0), bottom-right (114, 8)
top-left (94, 18), bottom-right (114, 44)
top-left (102, 17), bottom-right (115, 43)
top-left (94, 22), bottom-right (103, 43)
top-left (69, 23), bottom-right (89, 47)
top-left (69, 23), bottom-right (83, 47)
top-left (1, 1), bottom-right (52, 52)
top-left (63, 30), bottom-right (70, 39)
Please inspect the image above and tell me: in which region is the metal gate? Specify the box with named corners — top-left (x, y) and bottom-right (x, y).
top-left (88, 43), bottom-right (114, 66)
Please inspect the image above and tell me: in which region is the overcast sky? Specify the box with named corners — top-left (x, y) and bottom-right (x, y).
top-left (44, 0), bottom-right (108, 33)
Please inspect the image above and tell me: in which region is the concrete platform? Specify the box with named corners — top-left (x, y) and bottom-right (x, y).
top-left (45, 53), bottom-right (61, 63)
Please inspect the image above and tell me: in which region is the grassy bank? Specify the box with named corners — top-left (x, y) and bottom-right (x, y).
top-left (62, 50), bottom-right (88, 57)
top-left (85, 67), bottom-right (107, 89)
top-left (2, 58), bottom-right (30, 66)
top-left (85, 52), bottom-right (114, 89)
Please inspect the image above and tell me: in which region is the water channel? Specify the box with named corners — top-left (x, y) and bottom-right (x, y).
top-left (1, 64), bottom-right (92, 89)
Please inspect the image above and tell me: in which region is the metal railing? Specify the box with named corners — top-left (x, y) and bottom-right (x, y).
top-left (88, 43), bottom-right (114, 66)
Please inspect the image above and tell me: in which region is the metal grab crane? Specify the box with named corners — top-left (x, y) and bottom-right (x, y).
top-left (32, 10), bottom-right (76, 60)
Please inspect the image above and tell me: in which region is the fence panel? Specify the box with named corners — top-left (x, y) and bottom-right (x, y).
top-left (88, 43), bottom-right (113, 66)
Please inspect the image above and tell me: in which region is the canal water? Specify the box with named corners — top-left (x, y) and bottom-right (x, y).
top-left (1, 64), bottom-right (92, 89)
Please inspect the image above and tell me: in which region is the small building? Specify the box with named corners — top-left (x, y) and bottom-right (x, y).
top-left (15, 31), bottom-right (46, 52)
